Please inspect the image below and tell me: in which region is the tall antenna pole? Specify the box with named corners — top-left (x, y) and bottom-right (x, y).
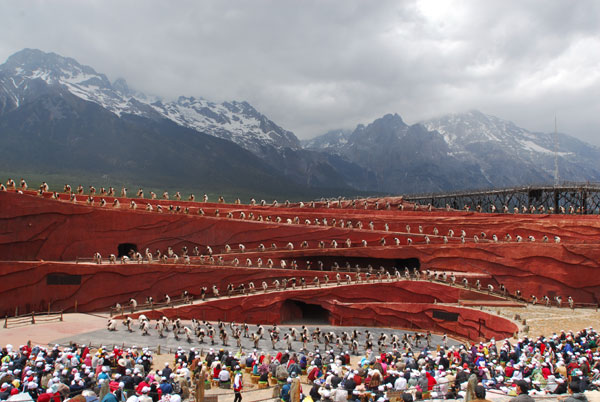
top-left (553, 115), bottom-right (560, 186)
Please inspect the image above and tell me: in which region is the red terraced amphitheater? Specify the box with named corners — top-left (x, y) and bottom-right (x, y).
top-left (1, 186), bottom-right (599, 342)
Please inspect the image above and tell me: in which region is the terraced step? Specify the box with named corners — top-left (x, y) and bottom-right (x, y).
top-left (459, 299), bottom-right (525, 307)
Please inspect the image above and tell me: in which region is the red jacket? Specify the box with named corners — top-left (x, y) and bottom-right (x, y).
top-left (135, 381), bottom-right (150, 395)
top-left (426, 372), bottom-right (437, 391)
top-left (37, 392), bottom-right (61, 402)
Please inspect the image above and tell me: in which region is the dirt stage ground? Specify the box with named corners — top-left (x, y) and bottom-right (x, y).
top-left (2, 306), bottom-right (600, 402)
top-left (483, 304), bottom-right (600, 338)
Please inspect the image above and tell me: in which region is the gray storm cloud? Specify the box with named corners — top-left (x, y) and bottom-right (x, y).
top-left (1, 0), bottom-right (599, 143)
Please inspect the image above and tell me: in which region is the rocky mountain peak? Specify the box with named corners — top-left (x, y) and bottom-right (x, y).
top-left (304, 110), bottom-right (600, 192)
top-left (423, 110), bottom-right (544, 150)
top-left (301, 129), bottom-right (352, 152)
top-left (2, 48), bottom-right (112, 89)
top-left (373, 112), bottom-right (406, 127)
top-left (111, 78), bottom-right (130, 95)
top-left (349, 113), bottom-right (408, 142)
top-left (4, 48), bottom-right (76, 71)
top-left (1, 48), bottom-right (301, 154)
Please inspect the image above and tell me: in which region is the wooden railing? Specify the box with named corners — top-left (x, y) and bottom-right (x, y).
top-left (110, 296), bottom-right (193, 316)
top-left (3, 310), bottom-right (63, 329)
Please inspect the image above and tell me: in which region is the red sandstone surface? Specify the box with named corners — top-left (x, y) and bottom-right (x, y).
top-left (0, 188), bottom-right (598, 341)
top-left (3, 190), bottom-right (600, 262)
top-left (0, 262), bottom-right (505, 314)
top-left (122, 282), bottom-right (518, 342)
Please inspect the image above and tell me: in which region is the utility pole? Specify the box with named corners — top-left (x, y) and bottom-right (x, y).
top-left (554, 115), bottom-right (560, 186)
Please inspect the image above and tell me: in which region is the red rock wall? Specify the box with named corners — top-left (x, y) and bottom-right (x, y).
top-left (0, 191), bottom-right (393, 260)
top-left (1, 191), bottom-right (599, 314)
top-left (0, 261), bottom-right (504, 316)
top-left (245, 243), bottom-right (600, 304)
top-left (123, 285), bottom-right (518, 342)
top-left (3, 191), bottom-right (600, 261)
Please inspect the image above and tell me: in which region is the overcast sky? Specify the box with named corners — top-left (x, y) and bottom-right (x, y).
top-left (1, 0), bottom-right (599, 143)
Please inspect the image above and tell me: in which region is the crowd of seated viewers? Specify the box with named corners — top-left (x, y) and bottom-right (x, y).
top-left (1, 327), bottom-right (599, 402)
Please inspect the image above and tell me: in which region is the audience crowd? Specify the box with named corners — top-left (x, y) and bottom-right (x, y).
top-left (1, 326), bottom-right (599, 402)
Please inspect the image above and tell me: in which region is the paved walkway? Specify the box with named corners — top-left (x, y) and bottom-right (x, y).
top-left (0, 313), bottom-right (108, 346)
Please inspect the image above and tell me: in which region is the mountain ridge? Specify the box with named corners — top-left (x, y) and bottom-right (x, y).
top-left (3, 48), bottom-right (600, 196)
top-left (0, 48), bottom-right (301, 153)
top-left (304, 110), bottom-right (600, 192)
top-left (0, 48), bottom-right (367, 193)
top-left (0, 80), bottom-right (297, 194)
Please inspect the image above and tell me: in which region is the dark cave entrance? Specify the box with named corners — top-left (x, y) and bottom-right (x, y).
top-left (117, 243), bottom-right (138, 258)
top-left (281, 300), bottom-right (330, 324)
top-left (395, 257), bottom-right (421, 274)
top-left (298, 256), bottom-right (421, 274)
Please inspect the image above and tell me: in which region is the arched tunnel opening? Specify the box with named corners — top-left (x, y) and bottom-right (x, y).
top-left (299, 256), bottom-right (420, 273)
top-left (281, 300), bottom-right (330, 324)
top-left (117, 243), bottom-right (138, 258)
top-left (397, 258), bottom-right (420, 274)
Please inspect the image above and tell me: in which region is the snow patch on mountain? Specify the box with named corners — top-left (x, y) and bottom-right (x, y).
top-left (421, 110), bottom-right (573, 157)
top-left (302, 129), bottom-right (352, 153)
top-left (0, 48), bottom-right (300, 153)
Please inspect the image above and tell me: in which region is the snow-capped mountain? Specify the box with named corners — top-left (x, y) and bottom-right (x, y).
top-left (306, 113), bottom-right (492, 193)
top-left (301, 128), bottom-right (352, 152)
top-left (7, 49), bottom-right (598, 195)
top-left (151, 97), bottom-right (300, 155)
top-left (421, 110), bottom-right (600, 185)
top-left (422, 110), bottom-right (568, 161)
top-left (0, 49), bottom-right (300, 155)
top-left (305, 111), bottom-right (600, 192)
top-left (0, 48), bottom-right (364, 194)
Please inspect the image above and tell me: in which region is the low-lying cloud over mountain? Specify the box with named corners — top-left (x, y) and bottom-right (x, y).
top-left (2, 49), bottom-right (600, 196)
top-left (0, 49), bottom-right (366, 194)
